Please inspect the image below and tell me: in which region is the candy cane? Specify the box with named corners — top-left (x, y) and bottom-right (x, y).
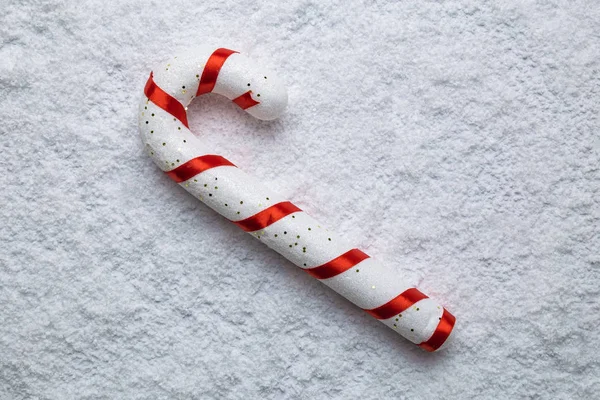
top-left (138, 46), bottom-right (455, 351)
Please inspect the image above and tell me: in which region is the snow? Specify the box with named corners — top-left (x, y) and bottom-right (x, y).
top-left (1, 0), bottom-right (598, 398)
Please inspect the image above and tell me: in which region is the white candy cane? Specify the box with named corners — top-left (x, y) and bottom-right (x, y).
top-left (138, 46), bottom-right (455, 351)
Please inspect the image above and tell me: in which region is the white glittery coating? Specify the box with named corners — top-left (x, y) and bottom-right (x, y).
top-left (139, 47), bottom-right (452, 349)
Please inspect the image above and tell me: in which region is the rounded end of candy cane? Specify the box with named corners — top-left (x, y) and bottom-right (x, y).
top-left (244, 75), bottom-right (288, 121)
top-left (220, 52), bottom-right (288, 121)
top-left (418, 307), bottom-right (456, 352)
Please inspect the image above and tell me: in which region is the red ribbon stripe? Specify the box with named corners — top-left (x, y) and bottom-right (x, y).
top-left (144, 72), bottom-right (189, 128)
top-left (165, 155), bottom-right (236, 183)
top-left (232, 201), bottom-right (302, 232)
top-left (419, 308), bottom-right (455, 352)
top-left (197, 48), bottom-right (239, 96)
top-left (305, 249), bottom-right (370, 280)
top-left (232, 90), bottom-right (260, 110)
top-left (365, 288), bottom-right (429, 320)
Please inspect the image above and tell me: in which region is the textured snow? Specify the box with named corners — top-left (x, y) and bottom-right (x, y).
top-left (1, 1), bottom-right (599, 399)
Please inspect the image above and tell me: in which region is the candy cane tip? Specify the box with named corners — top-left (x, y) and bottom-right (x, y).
top-left (244, 76), bottom-right (288, 121)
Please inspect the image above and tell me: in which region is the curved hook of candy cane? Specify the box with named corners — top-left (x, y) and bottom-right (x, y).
top-left (139, 47), bottom-right (455, 352)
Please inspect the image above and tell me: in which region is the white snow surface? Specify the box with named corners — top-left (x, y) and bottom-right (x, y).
top-left (1, 1), bottom-right (598, 399)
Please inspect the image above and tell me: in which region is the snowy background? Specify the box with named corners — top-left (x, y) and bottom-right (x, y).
top-left (1, 0), bottom-right (599, 398)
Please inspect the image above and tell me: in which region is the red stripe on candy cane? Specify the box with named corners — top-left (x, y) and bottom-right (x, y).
top-left (364, 288), bottom-right (429, 320)
top-left (305, 249), bottom-right (370, 280)
top-left (144, 72), bottom-right (189, 128)
top-left (232, 201), bottom-right (302, 232)
top-left (197, 48), bottom-right (239, 96)
top-left (165, 155), bottom-right (236, 183)
top-left (419, 308), bottom-right (456, 352)
top-left (232, 91), bottom-right (260, 110)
